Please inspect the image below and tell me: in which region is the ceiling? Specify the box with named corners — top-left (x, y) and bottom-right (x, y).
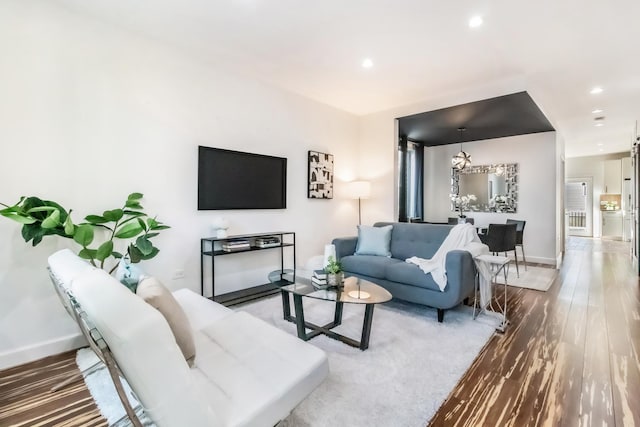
top-left (398, 92), bottom-right (554, 146)
top-left (54, 0), bottom-right (640, 157)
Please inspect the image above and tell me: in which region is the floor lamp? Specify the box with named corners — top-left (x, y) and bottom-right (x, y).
top-left (347, 181), bottom-right (371, 225)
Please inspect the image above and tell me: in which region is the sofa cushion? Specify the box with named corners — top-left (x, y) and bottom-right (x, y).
top-left (137, 277), bottom-right (196, 367)
top-left (374, 222), bottom-right (453, 260)
top-left (172, 288), bottom-right (232, 331)
top-left (355, 225), bottom-right (393, 256)
top-left (385, 261), bottom-right (443, 292)
top-left (192, 311), bottom-right (329, 427)
top-left (341, 254), bottom-right (402, 279)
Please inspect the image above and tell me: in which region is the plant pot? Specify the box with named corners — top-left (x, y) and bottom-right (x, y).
top-left (327, 272), bottom-right (344, 287)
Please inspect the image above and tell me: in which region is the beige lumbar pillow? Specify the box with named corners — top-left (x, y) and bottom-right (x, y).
top-left (136, 277), bottom-right (196, 367)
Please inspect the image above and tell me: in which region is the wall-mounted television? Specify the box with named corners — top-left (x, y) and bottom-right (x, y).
top-left (198, 146), bottom-right (287, 210)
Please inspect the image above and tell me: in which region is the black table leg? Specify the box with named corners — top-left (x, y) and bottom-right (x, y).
top-left (281, 290), bottom-right (293, 322)
top-left (360, 304), bottom-right (375, 350)
top-left (334, 301), bottom-right (344, 326)
top-left (292, 294), bottom-right (307, 340)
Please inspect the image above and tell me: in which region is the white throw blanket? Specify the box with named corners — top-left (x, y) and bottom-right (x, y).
top-left (406, 224), bottom-right (493, 307)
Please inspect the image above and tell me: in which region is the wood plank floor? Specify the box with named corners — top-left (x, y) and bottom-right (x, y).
top-left (0, 351), bottom-right (105, 426)
top-left (0, 237), bottom-right (637, 427)
top-left (429, 237), bottom-right (640, 426)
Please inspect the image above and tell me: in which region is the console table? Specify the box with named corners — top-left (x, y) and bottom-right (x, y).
top-left (200, 231), bottom-right (295, 306)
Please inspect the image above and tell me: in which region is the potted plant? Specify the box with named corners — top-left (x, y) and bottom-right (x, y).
top-left (0, 193), bottom-right (169, 276)
top-left (324, 256), bottom-right (344, 287)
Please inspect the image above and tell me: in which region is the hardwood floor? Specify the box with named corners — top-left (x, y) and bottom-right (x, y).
top-left (0, 237), bottom-right (637, 427)
top-left (429, 237), bottom-right (640, 426)
top-left (0, 351), bottom-right (105, 426)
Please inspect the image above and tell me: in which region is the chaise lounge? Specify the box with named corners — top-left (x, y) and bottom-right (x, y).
top-left (48, 249), bottom-right (328, 427)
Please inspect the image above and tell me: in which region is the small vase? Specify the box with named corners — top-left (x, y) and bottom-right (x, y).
top-left (327, 272), bottom-right (344, 287)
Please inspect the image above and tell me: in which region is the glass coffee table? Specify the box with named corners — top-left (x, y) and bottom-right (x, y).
top-left (280, 276), bottom-right (392, 350)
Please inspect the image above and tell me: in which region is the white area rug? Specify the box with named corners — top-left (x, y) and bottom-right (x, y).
top-left (243, 296), bottom-right (499, 426)
top-left (76, 297), bottom-right (499, 427)
top-left (76, 349), bottom-right (155, 427)
top-left (495, 264), bottom-right (557, 291)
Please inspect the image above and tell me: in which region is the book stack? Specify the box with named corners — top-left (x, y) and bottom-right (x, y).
top-left (254, 236), bottom-right (281, 248)
top-left (221, 239), bottom-right (250, 252)
top-left (311, 269), bottom-right (328, 289)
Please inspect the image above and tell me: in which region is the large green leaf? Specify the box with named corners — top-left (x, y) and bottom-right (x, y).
top-left (96, 240), bottom-right (114, 261)
top-left (135, 236), bottom-right (153, 255)
top-left (115, 221), bottom-right (143, 239)
top-left (1, 211), bottom-right (36, 225)
top-left (128, 244), bottom-right (143, 263)
top-left (85, 215), bottom-right (109, 224)
top-left (63, 215), bottom-right (75, 235)
top-left (40, 209), bottom-right (61, 229)
top-left (140, 246), bottom-right (159, 260)
top-left (78, 248), bottom-right (97, 260)
top-left (123, 210), bottom-right (145, 217)
top-left (127, 192), bottom-right (143, 201)
top-left (73, 224), bottom-right (94, 246)
top-left (125, 200), bottom-right (143, 210)
top-left (26, 206), bottom-right (58, 214)
top-left (103, 209), bottom-right (124, 222)
top-left (150, 224), bottom-right (170, 231)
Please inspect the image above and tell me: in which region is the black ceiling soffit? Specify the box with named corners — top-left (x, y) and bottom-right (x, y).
top-left (397, 91), bottom-right (554, 146)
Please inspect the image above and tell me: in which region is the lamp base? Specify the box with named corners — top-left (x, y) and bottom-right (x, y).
top-left (348, 290), bottom-right (370, 299)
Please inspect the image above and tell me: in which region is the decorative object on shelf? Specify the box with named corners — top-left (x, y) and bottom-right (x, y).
top-left (324, 255), bottom-right (344, 287)
top-left (346, 180), bottom-right (371, 225)
top-left (449, 194), bottom-right (477, 218)
top-left (451, 127), bottom-right (472, 170)
top-left (211, 216), bottom-right (229, 238)
top-left (323, 244), bottom-right (336, 268)
top-left (0, 193), bottom-right (169, 274)
top-left (308, 150), bottom-right (334, 199)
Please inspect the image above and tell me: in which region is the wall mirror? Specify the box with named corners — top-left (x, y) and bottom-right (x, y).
top-left (451, 163), bottom-right (518, 213)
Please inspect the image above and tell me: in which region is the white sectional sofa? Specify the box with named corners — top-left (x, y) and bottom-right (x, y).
top-left (48, 249), bottom-right (328, 427)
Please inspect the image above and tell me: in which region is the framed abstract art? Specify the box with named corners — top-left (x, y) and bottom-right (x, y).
top-left (308, 151), bottom-right (334, 199)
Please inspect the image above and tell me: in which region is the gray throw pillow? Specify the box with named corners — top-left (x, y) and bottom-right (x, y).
top-left (355, 225), bottom-right (393, 257)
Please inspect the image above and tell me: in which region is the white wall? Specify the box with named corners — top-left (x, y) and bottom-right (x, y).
top-left (0, 1), bottom-right (360, 368)
top-left (422, 133), bottom-right (558, 264)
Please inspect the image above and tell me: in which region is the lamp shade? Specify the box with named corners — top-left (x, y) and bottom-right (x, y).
top-left (347, 181), bottom-right (371, 199)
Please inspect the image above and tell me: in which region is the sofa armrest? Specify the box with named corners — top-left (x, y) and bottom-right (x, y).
top-left (332, 237), bottom-right (358, 260)
top-left (445, 250), bottom-right (477, 301)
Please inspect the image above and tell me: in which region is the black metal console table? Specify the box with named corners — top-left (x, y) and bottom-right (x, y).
top-left (200, 231), bottom-right (296, 306)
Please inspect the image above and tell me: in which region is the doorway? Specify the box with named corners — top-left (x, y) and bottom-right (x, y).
top-left (565, 177), bottom-right (593, 237)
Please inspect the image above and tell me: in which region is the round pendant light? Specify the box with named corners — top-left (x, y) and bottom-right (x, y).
top-left (451, 127), bottom-right (471, 170)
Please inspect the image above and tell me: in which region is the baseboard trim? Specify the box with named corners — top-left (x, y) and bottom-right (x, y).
top-left (0, 333), bottom-right (86, 370)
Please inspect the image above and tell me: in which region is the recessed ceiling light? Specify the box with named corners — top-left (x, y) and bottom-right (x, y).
top-left (590, 86), bottom-right (603, 95)
top-left (597, 143), bottom-right (604, 146)
top-left (469, 15), bottom-right (483, 28)
top-left (595, 123), bottom-right (604, 127)
top-left (592, 109), bottom-right (603, 114)
top-left (599, 148), bottom-right (604, 152)
top-left (361, 58), bottom-right (373, 69)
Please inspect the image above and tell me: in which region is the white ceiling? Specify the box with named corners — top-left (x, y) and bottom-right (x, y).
top-left (55, 0), bottom-right (640, 158)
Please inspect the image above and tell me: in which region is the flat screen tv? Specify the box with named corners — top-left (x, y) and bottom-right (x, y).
top-left (198, 146), bottom-right (287, 210)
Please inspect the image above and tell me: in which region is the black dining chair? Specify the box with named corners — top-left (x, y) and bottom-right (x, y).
top-left (506, 219), bottom-right (527, 271)
top-left (479, 223), bottom-right (519, 277)
top-left (448, 217), bottom-right (475, 225)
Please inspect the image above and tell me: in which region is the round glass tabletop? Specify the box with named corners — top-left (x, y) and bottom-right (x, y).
top-left (280, 276), bottom-right (392, 305)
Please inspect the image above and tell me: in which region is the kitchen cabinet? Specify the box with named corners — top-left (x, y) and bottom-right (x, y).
top-left (602, 211), bottom-right (623, 238)
top-left (603, 159), bottom-right (622, 194)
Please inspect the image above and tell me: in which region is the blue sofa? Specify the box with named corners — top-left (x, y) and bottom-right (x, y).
top-left (332, 222), bottom-right (477, 322)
